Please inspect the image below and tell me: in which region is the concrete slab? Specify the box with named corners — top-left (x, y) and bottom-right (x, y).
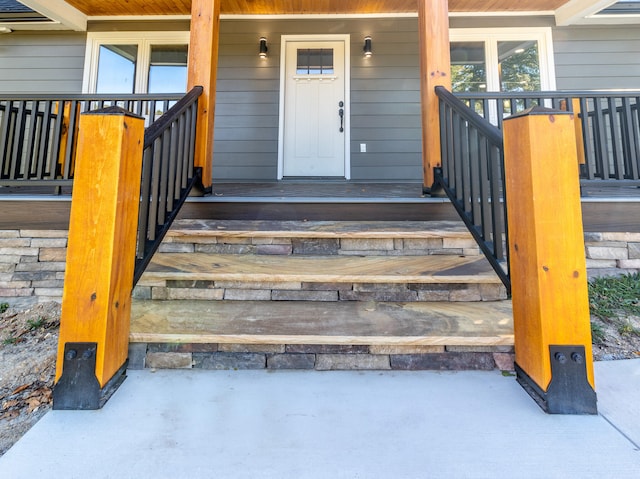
top-left (1, 364), bottom-right (639, 478)
top-left (594, 358), bottom-right (640, 447)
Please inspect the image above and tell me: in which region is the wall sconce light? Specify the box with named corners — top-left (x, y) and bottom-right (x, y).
top-left (0, 27), bottom-right (13, 34)
top-left (363, 36), bottom-right (372, 57)
top-left (259, 37), bottom-right (268, 59)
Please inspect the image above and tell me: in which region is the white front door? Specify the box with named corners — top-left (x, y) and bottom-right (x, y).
top-left (280, 37), bottom-right (349, 178)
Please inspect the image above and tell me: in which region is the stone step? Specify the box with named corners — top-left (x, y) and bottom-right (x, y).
top-left (128, 299), bottom-right (515, 372)
top-left (136, 253), bottom-right (507, 302)
top-left (159, 219), bottom-right (482, 257)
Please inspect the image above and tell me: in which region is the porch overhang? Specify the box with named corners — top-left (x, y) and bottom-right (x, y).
top-left (5, 0), bottom-right (634, 31)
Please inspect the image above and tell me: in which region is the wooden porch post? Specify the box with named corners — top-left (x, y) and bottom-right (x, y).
top-left (503, 107), bottom-right (596, 414)
top-left (188, 0), bottom-right (220, 192)
top-left (418, 0), bottom-right (451, 194)
top-left (53, 107), bottom-right (144, 409)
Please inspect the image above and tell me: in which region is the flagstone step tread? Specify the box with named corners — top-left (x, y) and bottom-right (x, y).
top-left (130, 299), bottom-right (514, 346)
top-left (141, 253), bottom-right (502, 284)
top-left (167, 219), bottom-right (474, 239)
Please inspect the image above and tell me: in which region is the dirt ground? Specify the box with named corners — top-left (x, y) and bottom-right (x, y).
top-left (0, 302), bottom-right (60, 457)
top-left (1, 302), bottom-right (639, 457)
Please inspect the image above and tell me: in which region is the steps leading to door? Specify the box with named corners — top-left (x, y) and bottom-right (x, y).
top-left (134, 219), bottom-right (507, 303)
top-left (129, 220), bottom-right (514, 372)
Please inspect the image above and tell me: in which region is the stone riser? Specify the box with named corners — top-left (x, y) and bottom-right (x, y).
top-left (128, 343), bottom-right (516, 372)
top-left (134, 281), bottom-right (508, 302)
top-left (159, 236), bottom-right (482, 257)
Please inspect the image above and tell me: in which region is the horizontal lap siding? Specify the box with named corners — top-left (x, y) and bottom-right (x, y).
top-left (214, 18), bottom-right (422, 182)
top-left (553, 26), bottom-right (640, 90)
top-left (351, 25), bottom-right (421, 181)
top-left (0, 32), bottom-right (86, 93)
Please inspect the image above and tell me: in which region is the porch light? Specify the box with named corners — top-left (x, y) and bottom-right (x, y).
top-left (259, 37), bottom-right (268, 59)
top-left (363, 36), bottom-right (372, 57)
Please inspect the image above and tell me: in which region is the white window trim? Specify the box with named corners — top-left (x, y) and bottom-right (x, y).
top-left (82, 31), bottom-right (190, 94)
top-left (450, 27), bottom-right (557, 92)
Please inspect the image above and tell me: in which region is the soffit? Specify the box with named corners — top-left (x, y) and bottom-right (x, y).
top-left (63, 1), bottom-right (571, 17)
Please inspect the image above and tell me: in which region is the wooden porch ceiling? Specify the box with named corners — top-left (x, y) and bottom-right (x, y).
top-left (64, 1), bottom-right (572, 16)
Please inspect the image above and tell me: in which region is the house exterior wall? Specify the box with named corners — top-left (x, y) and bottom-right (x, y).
top-left (552, 25), bottom-right (640, 90)
top-left (0, 31), bottom-right (86, 93)
top-left (1, 20), bottom-right (640, 181)
top-left (215, 18), bottom-right (422, 182)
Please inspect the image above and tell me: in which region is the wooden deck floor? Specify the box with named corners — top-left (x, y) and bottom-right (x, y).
top-left (1, 182), bottom-right (638, 230)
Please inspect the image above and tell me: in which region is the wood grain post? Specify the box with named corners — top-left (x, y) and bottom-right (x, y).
top-left (503, 107), bottom-right (596, 414)
top-left (418, 0), bottom-right (451, 194)
top-left (188, 0), bottom-right (220, 192)
top-left (54, 107), bottom-right (144, 409)
top-left (56, 101), bottom-right (79, 178)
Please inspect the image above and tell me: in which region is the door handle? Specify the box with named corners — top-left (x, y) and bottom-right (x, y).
top-left (338, 101), bottom-right (344, 133)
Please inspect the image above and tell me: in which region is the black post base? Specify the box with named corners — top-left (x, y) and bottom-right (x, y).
top-left (423, 182), bottom-right (446, 198)
top-left (53, 342), bottom-right (127, 410)
top-left (515, 345), bottom-right (597, 415)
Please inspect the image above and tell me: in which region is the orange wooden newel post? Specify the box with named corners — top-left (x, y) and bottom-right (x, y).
top-left (503, 107), bottom-right (597, 414)
top-left (418, 0), bottom-right (451, 195)
top-left (188, 0), bottom-right (220, 193)
top-left (53, 107), bottom-right (144, 410)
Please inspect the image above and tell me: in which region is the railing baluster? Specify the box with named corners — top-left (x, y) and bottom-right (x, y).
top-left (620, 97), bottom-right (635, 180)
top-left (158, 128), bottom-right (171, 226)
top-left (0, 101), bottom-right (13, 178)
top-left (9, 101), bottom-right (27, 179)
top-left (24, 101), bottom-right (40, 178)
top-left (608, 97), bottom-right (625, 180)
top-left (176, 113), bottom-right (187, 193)
top-left (147, 137), bottom-right (162, 242)
top-left (630, 97), bottom-right (640, 180)
top-left (36, 101), bottom-right (53, 179)
top-left (469, 127), bottom-right (481, 226)
top-left (137, 146), bottom-right (154, 259)
top-left (166, 121), bottom-right (178, 211)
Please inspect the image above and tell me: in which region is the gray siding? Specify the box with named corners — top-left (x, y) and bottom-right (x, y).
top-left (214, 18), bottom-right (422, 182)
top-left (553, 26), bottom-right (640, 90)
top-left (0, 31), bottom-right (86, 93)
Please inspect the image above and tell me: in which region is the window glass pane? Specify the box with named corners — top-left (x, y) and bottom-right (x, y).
top-left (450, 42), bottom-right (486, 92)
top-left (296, 48), bottom-right (334, 75)
top-left (498, 40), bottom-right (541, 92)
top-left (96, 44), bottom-right (137, 93)
top-left (148, 44), bottom-right (188, 93)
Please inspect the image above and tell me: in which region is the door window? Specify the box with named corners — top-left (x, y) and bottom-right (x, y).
top-left (96, 45), bottom-right (138, 94)
top-left (450, 28), bottom-right (554, 94)
top-left (450, 41), bottom-right (486, 92)
top-left (148, 44), bottom-right (188, 93)
top-left (296, 48), bottom-right (334, 75)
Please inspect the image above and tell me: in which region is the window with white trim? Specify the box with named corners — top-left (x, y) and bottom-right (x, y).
top-left (450, 28), bottom-right (556, 93)
top-left (83, 32), bottom-right (190, 94)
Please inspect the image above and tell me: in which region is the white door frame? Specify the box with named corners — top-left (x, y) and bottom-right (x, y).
top-left (277, 34), bottom-right (351, 180)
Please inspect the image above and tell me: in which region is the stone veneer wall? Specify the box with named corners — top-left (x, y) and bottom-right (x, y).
top-left (584, 232), bottom-right (640, 278)
top-left (0, 230), bottom-right (68, 306)
top-left (127, 343), bottom-right (516, 372)
top-left (1, 229), bottom-right (639, 305)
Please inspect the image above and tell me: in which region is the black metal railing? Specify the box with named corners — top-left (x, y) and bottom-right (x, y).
top-left (435, 86), bottom-right (511, 294)
top-left (0, 93), bottom-right (183, 187)
top-left (457, 91), bottom-right (640, 185)
top-left (133, 86), bottom-right (203, 285)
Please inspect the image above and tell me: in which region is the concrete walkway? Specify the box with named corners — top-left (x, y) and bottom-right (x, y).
top-left (1, 360), bottom-right (638, 478)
